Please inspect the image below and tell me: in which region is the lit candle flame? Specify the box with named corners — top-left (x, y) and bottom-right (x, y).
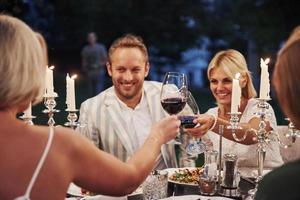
top-left (71, 74), bottom-right (77, 79)
top-left (49, 65), bottom-right (55, 70)
top-left (265, 58), bottom-right (270, 65)
top-left (235, 73), bottom-right (241, 80)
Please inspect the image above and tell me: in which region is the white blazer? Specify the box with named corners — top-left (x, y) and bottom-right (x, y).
top-left (77, 81), bottom-right (177, 168)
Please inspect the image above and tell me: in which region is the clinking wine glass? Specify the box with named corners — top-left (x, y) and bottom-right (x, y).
top-left (160, 72), bottom-right (188, 143)
top-left (183, 92), bottom-right (206, 155)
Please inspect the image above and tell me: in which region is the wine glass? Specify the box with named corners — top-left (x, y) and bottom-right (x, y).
top-left (183, 92), bottom-right (206, 155)
top-left (161, 72), bottom-right (188, 144)
top-left (161, 72), bottom-right (188, 115)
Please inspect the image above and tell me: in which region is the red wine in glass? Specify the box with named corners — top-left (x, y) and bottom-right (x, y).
top-left (160, 72), bottom-right (188, 144)
top-left (161, 97), bottom-right (186, 115)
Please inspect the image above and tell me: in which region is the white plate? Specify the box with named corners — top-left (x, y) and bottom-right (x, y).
top-left (67, 183), bottom-right (142, 198)
top-left (164, 167), bottom-right (202, 186)
top-left (67, 183), bottom-right (84, 197)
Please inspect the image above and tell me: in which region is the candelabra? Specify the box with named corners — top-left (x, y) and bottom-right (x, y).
top-left (225, 99), bottom-right (269, 199)
top-left (246, 98), bottom-right (271, 198)
top-left (64, 109), bottom-right (81, 129)
top-left (43, 95), bottom-right (60, 126)
top-left (227, 98), bottom-right (299, 200)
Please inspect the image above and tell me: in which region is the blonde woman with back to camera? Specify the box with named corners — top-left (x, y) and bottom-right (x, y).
top-left (186, 49), bottom-right (283, 170)
top-left (0, 15), bottom-right (180, 200)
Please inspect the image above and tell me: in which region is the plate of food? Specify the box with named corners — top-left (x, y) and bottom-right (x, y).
top-left (165, 167), bottom-right (203, 186)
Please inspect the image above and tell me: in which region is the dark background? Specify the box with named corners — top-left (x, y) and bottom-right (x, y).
top-left (1, 0), bottom-right (299, 125)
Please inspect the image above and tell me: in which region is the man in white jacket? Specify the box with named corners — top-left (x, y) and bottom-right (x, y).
top-left (78, 34), bottom-right (178, 169)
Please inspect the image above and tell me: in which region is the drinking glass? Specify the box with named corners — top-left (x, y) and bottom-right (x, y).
top-left (184, 92), bottom-right (206, 155)
top-left (199, 150), bottom-right (218, 195)
top-left (160, 72), bottom-right (188, 115)
top-left (161, 72), bottom-right (188, 144)
top-left (142, 170), bottom-right (168, 200)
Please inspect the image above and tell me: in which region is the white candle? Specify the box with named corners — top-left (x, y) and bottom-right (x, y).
top-left (23, 102), bottom-right (32, 117)
top-left (231, 73), bottom-right (241, 113)
top-left (66, 73), bottom-right (77, 111)
top-left (45, 65), bottom-right (56, 96)
top-left (259, 58), bottom-right (270, 99)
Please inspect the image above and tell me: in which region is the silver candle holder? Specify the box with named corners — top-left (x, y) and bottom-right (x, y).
top-left (43, 94), bottom-right (60, 126)
top-left (254, 99), bottom-right (270, 180)
top-left (227, 99), bottom-right (271, 186)
top-left (283, 118), bottom-right (300, 142)
top-left (227, 112), bottom-right (241, 130)
top-left (270, 118), bottom-right (300, 152)
top-left (64, 109), bottom-right (81, 129)
top-left (226, 98), bottom-right (279, 199)
top-left (244, 98), bottom-right (292, 200)
top-left (227, 112), bottom-right (249, 142)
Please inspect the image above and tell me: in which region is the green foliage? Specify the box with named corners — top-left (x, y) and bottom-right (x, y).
top-left (52, 0), bottom-right (207, 65)
top-left (1, 0), bottom-right (298, 68)
top-left (200, 0), bottom-right (296, 56)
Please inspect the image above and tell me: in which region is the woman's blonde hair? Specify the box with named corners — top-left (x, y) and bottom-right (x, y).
top-left (207, 49), bottom-right (257, 99)
top-left (36, 32), bottom-right (49, 65)
top-left (274, 26), bottom-right (300, 126)
top-left (0, 15), bottom-right (47, 110)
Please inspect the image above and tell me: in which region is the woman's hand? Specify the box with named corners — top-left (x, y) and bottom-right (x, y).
top-left (185, 114), bottom-right (216, 138)
top-left (151, 115), bottom-right (181, 144)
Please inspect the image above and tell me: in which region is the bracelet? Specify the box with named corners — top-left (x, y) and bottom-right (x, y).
top-left (208, 114), bottom-right (217, 131)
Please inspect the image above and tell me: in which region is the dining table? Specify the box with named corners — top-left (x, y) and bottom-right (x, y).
top-left (66, 177), bottom-right (255, 200)
top-left (66, 167), bottom-right (262, 200)
top-left (126, 177), bottom-right (255, 200)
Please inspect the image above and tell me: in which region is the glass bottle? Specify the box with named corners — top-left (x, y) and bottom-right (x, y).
top-left (199, 150), bottom-right (218, 195)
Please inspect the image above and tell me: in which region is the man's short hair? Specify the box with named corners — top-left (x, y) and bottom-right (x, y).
top-left (108, 33), bottom-right (148, 63)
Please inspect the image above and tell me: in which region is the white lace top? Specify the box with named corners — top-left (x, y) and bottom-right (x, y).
top-left (206, 98), bottom-right (283, 168)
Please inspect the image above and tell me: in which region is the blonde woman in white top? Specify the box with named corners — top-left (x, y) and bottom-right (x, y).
top-left (187, 49), bottom-right (283, 168)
